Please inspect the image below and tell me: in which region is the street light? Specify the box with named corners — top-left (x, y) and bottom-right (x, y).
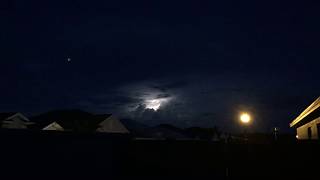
top-left (240, 113), bottom-right (251, 124)
top-left (239, 112), bottom-right (252, 143)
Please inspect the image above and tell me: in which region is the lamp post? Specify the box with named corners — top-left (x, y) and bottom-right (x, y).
top-left (240, 113), bottom-right (252, 142)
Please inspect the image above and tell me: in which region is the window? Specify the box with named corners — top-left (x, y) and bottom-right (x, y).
top-left (317, 124), bottom-right (320, 139)
top-left (308, 127), bottom-right (312, 139)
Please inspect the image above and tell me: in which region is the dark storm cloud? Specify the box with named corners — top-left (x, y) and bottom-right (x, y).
top-left (116, 70), bottom-right (319, 131)
top-left (156, 94), bottom-right (171, 99)
top-left (151, 81), bottom-right (190, 92)
top-left (2, 0), bottom-right (320, 132)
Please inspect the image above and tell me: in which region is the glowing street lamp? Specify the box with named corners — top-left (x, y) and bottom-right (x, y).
top-left (240, 113), bottom-right (251, 124)
top-left (239, 112), bottom-right (252, 142)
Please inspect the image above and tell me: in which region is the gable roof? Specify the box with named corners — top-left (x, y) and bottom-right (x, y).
top-left (43, 121), bottom-right (64, 131)
top-left (96, 115), bottom-right (129, 133)
top-left (31, 110), bottom-right (95, 130)
top-left (290, 97), bottom-right (320, 128)
top-left (0, 113), bottom-right (17, 121)
top-left (0, 112), bottom-right (30, 122)
top-left (31, 110), bottom-right (116, 132)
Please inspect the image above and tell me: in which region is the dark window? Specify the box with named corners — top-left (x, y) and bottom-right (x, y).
top-left (317, 124), bottom-right (320, 139)
top-left (308, 127), bottom-right (312, 139)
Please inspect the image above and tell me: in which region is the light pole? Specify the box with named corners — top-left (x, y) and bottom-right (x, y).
top-left (240, 113), bottom-right (252, 142)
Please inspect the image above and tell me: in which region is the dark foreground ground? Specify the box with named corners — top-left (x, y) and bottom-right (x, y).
top-left (0, 129), bottom-right (319, 180)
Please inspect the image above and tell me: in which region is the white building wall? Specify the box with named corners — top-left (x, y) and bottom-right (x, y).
top-left (296, 117), bottom-right (320, 140)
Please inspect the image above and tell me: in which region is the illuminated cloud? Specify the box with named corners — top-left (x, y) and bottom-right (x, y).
top-left (145, 98), bottom-right (172, 111)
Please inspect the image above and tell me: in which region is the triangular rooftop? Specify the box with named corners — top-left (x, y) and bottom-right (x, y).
top-left (290, 97), bottom-right (320, 128)
top-left (0, 112), bottom-right (18, 121)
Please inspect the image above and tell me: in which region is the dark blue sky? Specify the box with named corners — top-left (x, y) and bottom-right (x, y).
top-left (1, 0), bottom-right (320, 132)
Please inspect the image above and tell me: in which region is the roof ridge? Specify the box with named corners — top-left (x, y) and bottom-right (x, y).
top-left (290, 97), bottom-right (320, 127)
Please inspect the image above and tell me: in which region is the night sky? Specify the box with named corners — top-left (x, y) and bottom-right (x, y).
top-left (1, 0), bottom-right (320, 132)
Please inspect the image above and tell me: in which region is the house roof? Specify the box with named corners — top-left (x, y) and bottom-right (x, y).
top-left (0, 112), bottom-right (18, 121)
top-left (290, 97), bottom-right (320, 128)
top-left (31, 110), bottom-right (113, 131)
top-left (31, 110), bottom-right (91, 129)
